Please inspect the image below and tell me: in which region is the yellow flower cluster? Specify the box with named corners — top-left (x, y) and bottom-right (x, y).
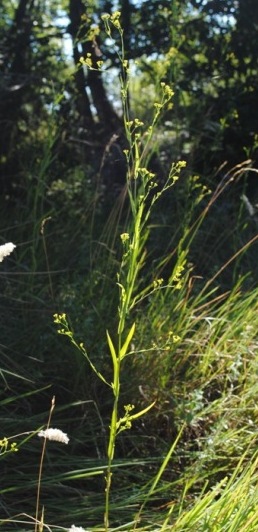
top-left (0, 437), bottom-right (18, 454)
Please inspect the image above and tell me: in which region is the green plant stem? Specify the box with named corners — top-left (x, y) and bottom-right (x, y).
top-left (105, 327), bottom-right (122, 531)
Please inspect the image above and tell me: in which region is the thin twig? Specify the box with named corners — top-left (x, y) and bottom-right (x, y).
top-left (35, 396), bottom-right (55, 532)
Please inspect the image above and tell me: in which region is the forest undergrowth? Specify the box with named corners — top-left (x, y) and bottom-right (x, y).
top-left (1, 11), bottom-right (258, 532)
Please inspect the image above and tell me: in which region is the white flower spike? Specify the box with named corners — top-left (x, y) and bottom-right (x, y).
top-left (0, 242), bottom-right (16, 263)
top-left (38, 428), bottom-right (69, 444)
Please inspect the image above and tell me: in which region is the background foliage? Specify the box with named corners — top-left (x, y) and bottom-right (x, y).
top-left (1, 0), bottom-right (258, 529)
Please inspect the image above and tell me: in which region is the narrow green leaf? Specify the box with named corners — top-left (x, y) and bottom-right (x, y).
top-left (120, 322), bottom-right (136, 359)
top-left (106, 330), bottom-right (118, 371)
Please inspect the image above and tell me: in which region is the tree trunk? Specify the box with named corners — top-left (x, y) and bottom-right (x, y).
top-left (68, 0), bottom-right (121, 139)
top-left (0, 0), bottom-right (34, 193)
